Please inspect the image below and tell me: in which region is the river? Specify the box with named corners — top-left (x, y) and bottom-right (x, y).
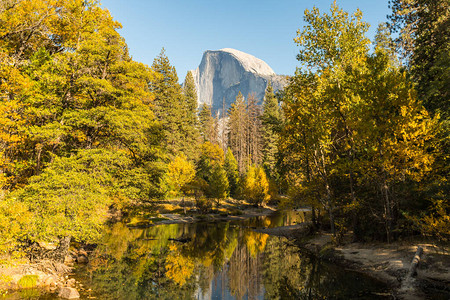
top-left (73, 210), bottom-right (390, 299)
top-left (12, 210), bottom-right (392, 299)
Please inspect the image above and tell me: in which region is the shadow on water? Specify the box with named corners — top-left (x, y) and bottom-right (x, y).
top-left (12, 211), bottom-right (392, 299)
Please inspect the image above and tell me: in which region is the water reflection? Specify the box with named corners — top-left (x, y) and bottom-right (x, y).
top-left (75, 211), bottom-right (389, 299)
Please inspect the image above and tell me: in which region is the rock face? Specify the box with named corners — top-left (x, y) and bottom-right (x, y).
top-left (190, 48), bottom-right (287, 116)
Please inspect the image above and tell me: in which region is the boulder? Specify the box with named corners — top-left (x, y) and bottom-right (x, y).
top-left (58, 287), bottom-right (80, 299)
top-left (66, 278), bottom-right (76, 287)
top-left (43, 275), bottom-right (57, 287)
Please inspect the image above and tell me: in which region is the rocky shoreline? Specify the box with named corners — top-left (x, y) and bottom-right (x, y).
top-left (257, 225), bottom-right (450, 299)
top-left (0, 247), bottom-right (91, 299)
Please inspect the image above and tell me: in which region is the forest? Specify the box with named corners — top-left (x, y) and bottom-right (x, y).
top-left (0, 0), bottom-right (448, 265)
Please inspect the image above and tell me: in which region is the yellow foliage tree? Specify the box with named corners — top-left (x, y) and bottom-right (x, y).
top-left (243, 165), bottom-right (270, 206)
top-left (0, 196), bottom-right (33, 256)
top-left (165, 154), bottom-right (195, 198)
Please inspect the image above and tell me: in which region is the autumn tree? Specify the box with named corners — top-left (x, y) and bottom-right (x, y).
top-left (243, 165), bottom-right (270, 206)
top-left (0, 0), bottom-right (165, 249)
top-left (388, 0), bottom-right (449, 241)
top-left (281, 2), bottom-right (437, 240)
top-left (283, 2), bottom-right (371, 235)
top-left (165, 154), bottom-right (196, 198)
top-left (195, 142), bottom-right (226, 202)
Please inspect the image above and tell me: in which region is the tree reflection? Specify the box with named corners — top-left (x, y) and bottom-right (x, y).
top-left (76, 213), bottom-right (388, 299)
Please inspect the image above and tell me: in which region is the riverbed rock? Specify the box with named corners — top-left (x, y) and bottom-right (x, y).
top-left (58, 287), bottom-right (80, 299)
top-left (43, 275), bottom-right (57, 287)
top-left (66, 278), bottom-right (76, 287)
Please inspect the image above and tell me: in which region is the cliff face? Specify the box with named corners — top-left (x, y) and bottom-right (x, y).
top-left (190, 48), bottom-right (287, 116)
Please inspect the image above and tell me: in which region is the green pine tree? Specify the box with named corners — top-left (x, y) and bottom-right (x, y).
top-left (227, 92), bottom-right (248, 174)
top-left (260, 82), bottom-right (282, 179)
top-left (224, 148), bottom-right (239, 197)
top-left (182, 71), bottom-right (201, 161)
top-left (207, 164), bottom-right (229, 206)
top-left (150, 48), bottom-right (184, 158)
top-left (198, 103), bottom-right (217, 143)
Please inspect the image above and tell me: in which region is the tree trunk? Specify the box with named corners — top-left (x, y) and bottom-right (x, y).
top-left (407, 246), bottom-right (423, 278)
top-left (326, 183), bottom-right (335, 236)
top-left (53, 235), bottom-right (72, 263)
top-left (320, 148), bottom-right (335, 236)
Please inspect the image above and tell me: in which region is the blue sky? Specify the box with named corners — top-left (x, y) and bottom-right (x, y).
top-left (101, 0), bottom-right (392, 81)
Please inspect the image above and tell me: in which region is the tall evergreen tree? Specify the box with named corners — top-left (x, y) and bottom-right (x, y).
top-left (224, 148), bottom-right (239, 197)
top-left (182, 71), bottom-right (201, 161)
top-left (198, 103), bottom-right (217, 143)
top-left (227, 92), bottom-right (248, 174)
top-left (207, 164), bottom-right (229, 205)
top-left (247, 93), bottom-right (262, 166)
top-left (260, 82), bottom-right (282, 179)
top-left (150, 49), bottom-right (184, 158)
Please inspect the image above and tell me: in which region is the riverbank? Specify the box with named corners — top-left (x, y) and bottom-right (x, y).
top-left (0, 252), bottom-right (83, 298)
top-left (125, 198), bottom-right (277, 227)
top-left (258, 225), bottom-right (450, 299)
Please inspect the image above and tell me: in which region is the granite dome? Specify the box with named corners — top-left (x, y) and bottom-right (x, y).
top-left (218, 48), bottom-right (276, 76)
top-left (190, 49), bottom-right (286, 116)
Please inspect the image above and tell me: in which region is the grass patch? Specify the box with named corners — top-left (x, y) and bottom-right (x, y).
top-left (17, 275), bottom-right (38, 288)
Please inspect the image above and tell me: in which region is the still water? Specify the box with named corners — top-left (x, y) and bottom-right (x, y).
top-left (71, 211), bottom-right (390, 299)
top-left (9, 211), bottom-right (392, 299)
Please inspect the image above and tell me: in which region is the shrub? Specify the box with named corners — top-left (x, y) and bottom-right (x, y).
top-left (17, 275), bottom-right (38, 288)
